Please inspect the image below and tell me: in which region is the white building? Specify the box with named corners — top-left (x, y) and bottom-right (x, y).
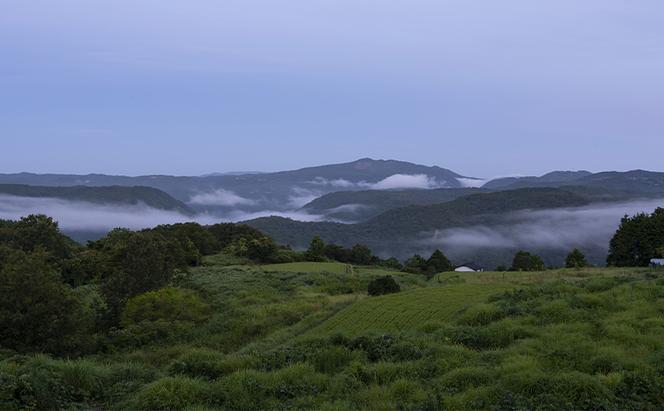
top-left (651, 258), bottom-right (664, 267)
top-left (454, 264), bottom-right (484, 272)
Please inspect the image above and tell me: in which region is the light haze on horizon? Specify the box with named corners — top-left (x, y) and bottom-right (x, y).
top-left (1, 0), bottom-right (663, 178)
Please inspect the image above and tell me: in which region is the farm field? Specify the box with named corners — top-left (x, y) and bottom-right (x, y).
top-left (312, 283), bottom-right (510, 336)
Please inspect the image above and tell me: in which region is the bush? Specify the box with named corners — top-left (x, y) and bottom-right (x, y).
top-left (132, 376), bottom-right (211, 410)
top-left (312, 347), bottom-right (357, 374)
top-left (367, 276), bottom-right (400, 296)
top-left (121, 287), bottom-right (210, 327)
top-left (457, 303), bottom-right (504, 326)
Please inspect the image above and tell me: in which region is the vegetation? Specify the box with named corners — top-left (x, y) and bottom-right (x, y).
top-left (566, 248), bottom-right (589, 268)
top-left (367, 276), bottom-right (401, 296)
top-left (302, 187), bottom-right (485, 221)
top-left (2, 210), bottom-right (664, 410)
top-left (511, 250), bottom-right (546, 272)
top-left (607, 207), bottom-right (664, 266)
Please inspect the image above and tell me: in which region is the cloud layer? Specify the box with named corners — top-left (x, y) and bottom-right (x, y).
top-left (188, 189), bottom-right (255, 206)
top-left (426, 198), bottom-right (664, 253)
top-left (309, 173), bottom-right (445, 190)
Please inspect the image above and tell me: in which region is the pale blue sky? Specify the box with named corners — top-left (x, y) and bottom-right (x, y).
top-left (1, 0), bottom-right (663, 177)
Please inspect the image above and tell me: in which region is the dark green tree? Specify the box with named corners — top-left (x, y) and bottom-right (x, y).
top-left (206, 223), bottom-right (265, 249)
top-left (244, 236), bottom-right (278, 263)
top-left (565, 248), bottom-right (588, 268)
top-left (367, 276), bottom-right (401, 296)
top-left (10, 214), bottom-right (76, 262)
top-left (306, 235), bottom-right (326, 262)
top-left (382, 257), bottom-right (403, 270)
top-left (426, 249), bottom-right (453, 274)
top-left (404, 254), bottom-right (428, 274)
top-left (511, 251), bottom-right (545, 271)
top-left (350, 244), bottom-right (374, 265)
top-left (324, 243), bottom-right (351, 262)
top-left (607, 208), bottom-right (664, 266)
top-left (0, 250), bottom-right (89, 354)
top-left (98, 230), bottom-right (185, 322)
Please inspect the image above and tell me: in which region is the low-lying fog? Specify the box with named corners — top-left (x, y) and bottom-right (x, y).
top-left (0, 194), bottom-right (326, 233)
top-left (424, 198), bottom-right (664, 263)
top-left (1, 194), bottom-right (662, 262)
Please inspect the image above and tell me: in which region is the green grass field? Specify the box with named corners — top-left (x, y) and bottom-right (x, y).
top-left (312, 283), bottom-right (510, 336)
top-left (4, 258), bottom-right (664, 410)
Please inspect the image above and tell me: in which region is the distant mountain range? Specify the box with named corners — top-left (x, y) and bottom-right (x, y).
top-left (0, 184), bottom-right (194, 215)
top-left (0, 158), bottom-right (477, 214)
top-left (1, 159), bottom-right (664, 267)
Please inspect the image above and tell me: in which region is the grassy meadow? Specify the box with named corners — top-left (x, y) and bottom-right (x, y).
top-left (2, 256), bottom-right (664, 410)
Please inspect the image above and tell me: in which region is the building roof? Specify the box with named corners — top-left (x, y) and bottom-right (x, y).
top-left (455, 263), bottom-right (483, 271)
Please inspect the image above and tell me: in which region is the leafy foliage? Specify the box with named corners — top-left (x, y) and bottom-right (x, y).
top-left (306, 235), bottom-right (326, 262)
top-left (0, 250), bottom-right (92, 354)
top-left (511, 251), bottom-right (545, 271)
top-left (121, 287), bottom-right (210, 327)
top-left (367, 276), bottom-right (401, 296)
top-left (607, 208), bottom-right (664, 266)
top-left (566, 248), bottom-right (589, 268)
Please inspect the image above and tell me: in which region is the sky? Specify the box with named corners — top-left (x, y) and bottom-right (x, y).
top-left (1, 0), bottom-right (663, 178)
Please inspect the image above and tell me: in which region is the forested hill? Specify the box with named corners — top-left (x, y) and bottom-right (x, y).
top-left (0, 184), bottom-right (195, 215)
top-left (247, 187), bottom-right (594, 248)
top-left (484, 170), bottom-right (664, 194)
top-left (302, 187), bottom-right (486, 221)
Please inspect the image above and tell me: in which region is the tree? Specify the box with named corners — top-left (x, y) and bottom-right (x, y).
top-left (404, 254), bottom-right (428, 274)
top-left (10, 214), bottom-right (76, 262)
top-left (324, 243), bottom-right (351, 262)
top-left (350, 244), bottom-right (374, 265)
top-left (426, 249), bottom-right (453, 274)
top-left (0, 250), bottom-right (89, 354)
top-left (511, 251), bottom-right (545, 271)
top-left (607, 208), bottom-right (664, 266)
top-left (206, 223), bottom-right (265, 249)
top-left (244, 236), bottom-right (278, 263)
top-left (367, 276), bottom-right (401, 296)
top-left (382, 257), bottom-right (403, 271)
top-left (99, 230), bottom-right (185, 321)
top-left (565, 248), bottom-right (588, 268)
top-left (306, 236), bottom-right (326, 262)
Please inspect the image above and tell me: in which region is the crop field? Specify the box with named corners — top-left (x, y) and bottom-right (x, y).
top-left (311, 283), bottom-right (510, 336)
top-left (435, 266), bottom-right (652, 286)
top-left (261, 261), bottom-right (405, 277)
top-left (262, 261), bottom-right (356, 273)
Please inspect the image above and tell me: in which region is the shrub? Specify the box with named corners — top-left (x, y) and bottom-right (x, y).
top-left (457, 303), bottom-right (504, 326)
top-left (367, 276), bottom-right (400, 296)
top-left (132, 376), bottom-right (211, 410)
top-left (169, 349), bottom-right (227, 380)
top-left (121, 287), bottom-right (210, 327)
top-left (312, 346), bottom-right (357, 374)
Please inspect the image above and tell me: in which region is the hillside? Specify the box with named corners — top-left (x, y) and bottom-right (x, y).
top-left (484, 170), bottom-right (664, 196)
top-left (302, 187), bottom-right (486, 221)
top-left (4, 251), bottom-right (662, 410)
top-left (0, 159), bottom-right (477, 214)
top-left (0, 184), bottom-right (194, 214)
top-left (482, 170), bottom-right (592, 189)
top-left (247, 187), bottom-right (606, 265)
